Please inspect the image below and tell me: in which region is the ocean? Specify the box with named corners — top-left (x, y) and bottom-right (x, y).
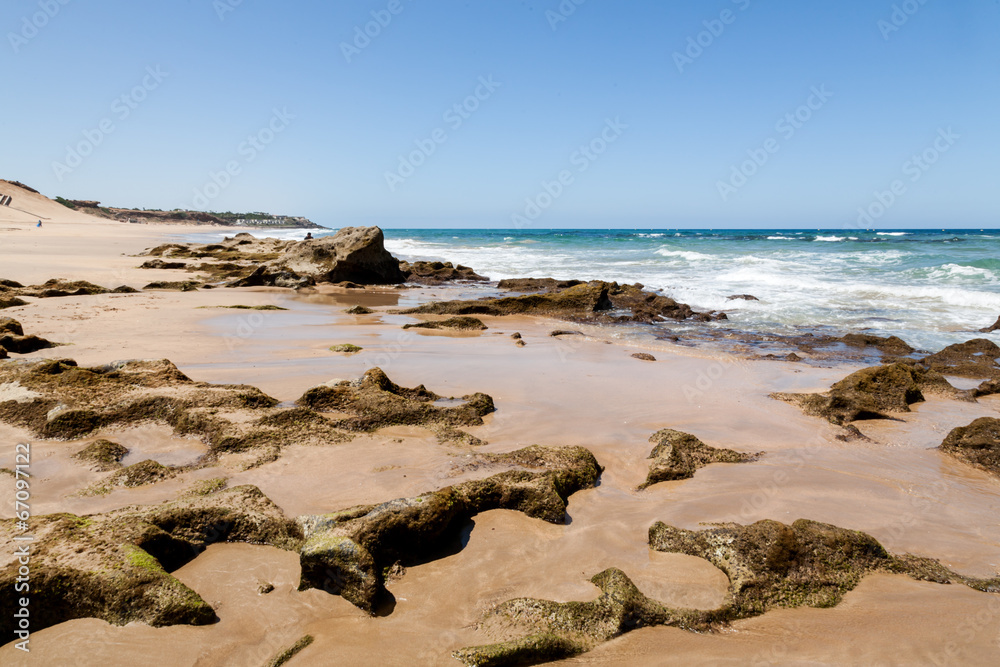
top-left (186, 228), bottom-right (1000, 352)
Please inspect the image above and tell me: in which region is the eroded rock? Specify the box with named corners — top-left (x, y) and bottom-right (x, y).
top-left (0, 485), bottom-right (301, 635)
top-left (403, 317), bottom-right (488, 331)
top-left (639, 429), bottom-right (760, 489)
top-left (297, 367), bottom-right (495, 434)
top-left (918, 339), bottom-right (1000, 379)
top-left (297, 445), bottom-right (602, 612)
top-left (0, 357), bottom-right (342, 463)
top-left (400, 261), bottom-right (488, 285)
top-left (649, 519), bottom-right (998, 622)
top-left (940, 417), bottom-right (1000, 476)
top-left (454, 518), bottom-right (999, 666)
top-left (74, 439), bottom-right (129, 471)
top-left (772, 362), bottom-right (962, 425)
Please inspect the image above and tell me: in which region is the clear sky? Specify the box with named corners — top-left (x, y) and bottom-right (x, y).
top-left (2, 0), bottom-right (998, 228)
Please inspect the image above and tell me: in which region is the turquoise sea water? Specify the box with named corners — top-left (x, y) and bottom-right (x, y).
top-left (192, 228), bottom-right (1000, 351)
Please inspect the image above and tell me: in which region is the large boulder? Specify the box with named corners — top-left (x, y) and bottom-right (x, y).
top-left (269, 227), bottom-right (404, 285)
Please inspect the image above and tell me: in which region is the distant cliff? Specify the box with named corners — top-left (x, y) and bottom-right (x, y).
top-left (56, 198), bottom-right (322, 229)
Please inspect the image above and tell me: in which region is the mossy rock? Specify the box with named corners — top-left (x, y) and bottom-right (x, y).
top-left (0, 485), bottom-right (302, 635)
top-left (345, 305), bottom-right (374, 315)
top-left (772, 362), bottom-right (962, 425)
top-left (265, 635), bottom-right (314, 667)
top-left (403, 316), bottom-right (488, 331)
top-left (298, 367), bottom-right (495, 432)
top-left (940, 417), bottom-right (1000, 476)
top-left (639, 429), bottom-right (761, 490)
top-left (330, 343), bottom-right (363, 353)
top-left (297, 446), bottom-right (602, 612)
top-left (73, 439), bottom-right (129, 471)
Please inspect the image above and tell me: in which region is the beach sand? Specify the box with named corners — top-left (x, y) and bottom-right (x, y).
top-left (1, 203), bottom-right (998, 665)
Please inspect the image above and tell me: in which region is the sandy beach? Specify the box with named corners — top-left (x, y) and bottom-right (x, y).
top-left (1, 192), bottom-right (999, 665)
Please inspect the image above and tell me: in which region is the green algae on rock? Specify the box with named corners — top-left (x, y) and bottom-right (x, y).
top-left (940, 417), bottom-right (1000, 476)
top-left (297, 445), bottom-right (602, 613)
top-left (771, 362), bottom-right (963, 425)
top-left (0, 485), bottom-right (301, 635)
top-left (639, 429), bottom-right (761, 490)
top-left (329, 343), bottom-right (363, 353)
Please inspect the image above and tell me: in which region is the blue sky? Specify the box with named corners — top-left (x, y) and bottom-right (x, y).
top-left (2, 0), bottom-right (998, 228)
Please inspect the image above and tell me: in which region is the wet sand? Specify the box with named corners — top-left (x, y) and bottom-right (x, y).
top-left (2, 222), bottom-right (1000, 665)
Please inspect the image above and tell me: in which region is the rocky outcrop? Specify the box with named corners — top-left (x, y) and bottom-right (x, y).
top-left (940, 417), bottom-right (1000, 476)
top-left (11, 279), bottom-right (137, 298)
top-left (497, 278), bottom-right (584, 292)
top-left (297, 367), bottom-right (494, 435)
top-left (297, 446), bottom-right (602, 612)
top-left (269, 227), bottom-right (404, 285)
top-left (454, 568), bottom-right (694, 666)
top-left (455, 518), bottom-right (998, 666)
top-left (727, 294), bottom-right (759, 301)
top-left (0, 485), bottom-right (302, 635)
top-left (771, 362), bottom-right (962, 425)
top-left (839, 333), bottom-right (914, 356)
top-left (631, 353), bottom-right (656, 362)
top-left (403, 316), bottom-right (488, 331)
top-left (649, 519), bottom-right (999, 621)
top-left (400, 260), bottom-right (488, 285)
top-left (403, 281), bottom-right (719, 324)
top-left (918, 339), bottom-right (1000, 379)
top-left (142, 227), bottom-right (406, 287)
top-left (639, 429), bottom-right (760, 489)
top-left (403, 282), bottom-right (613, 318)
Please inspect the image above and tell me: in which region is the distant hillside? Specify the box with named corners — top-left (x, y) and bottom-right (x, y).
top-left (55, 198), bottom-right (322, 228)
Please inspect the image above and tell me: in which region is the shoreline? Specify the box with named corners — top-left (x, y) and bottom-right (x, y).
top-left (1, 219), bottom-right (999, 665)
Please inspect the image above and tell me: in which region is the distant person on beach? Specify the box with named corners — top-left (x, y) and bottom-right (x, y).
top-left (304, 232), bottom-right (313, 240)
top-left (37, 220), bottom-right (42, 227)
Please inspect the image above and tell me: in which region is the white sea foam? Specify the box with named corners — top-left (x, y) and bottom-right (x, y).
top-left (767, 236), bottom-right (794, 240)
top-left (654, 248), bottom-right (712, 261)
top-left (814, 235), bottom-right (845, 242)
top-left (876, 232), bottom-right (909, 236)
